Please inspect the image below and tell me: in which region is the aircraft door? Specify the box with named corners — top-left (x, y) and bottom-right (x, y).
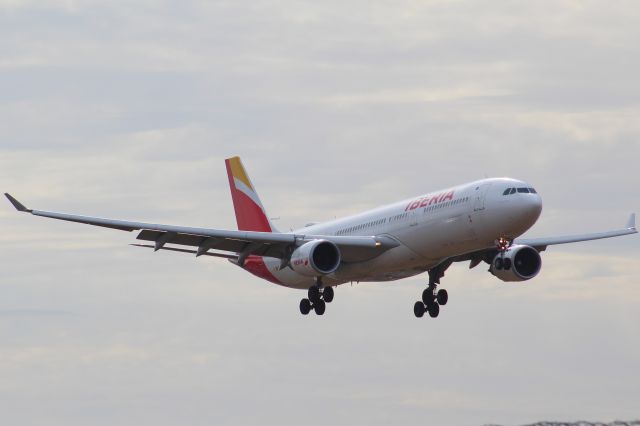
top-left (473, 183), bottom-right (492, 212)
top-left (409, 209), bottom-right (418, 227)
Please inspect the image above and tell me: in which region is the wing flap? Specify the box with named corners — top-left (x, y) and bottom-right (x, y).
top-left (135, 230), bottom-right (277, 256)
top-left (137, 230), bottom-right (212, 248)
top-left (131, 244), bottom-right (239, 259)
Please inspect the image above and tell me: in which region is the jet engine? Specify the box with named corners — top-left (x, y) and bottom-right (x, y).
top-left (490, 244), bottom-right (542, 282)
top-left (290, 240), bottom-right (341, 276)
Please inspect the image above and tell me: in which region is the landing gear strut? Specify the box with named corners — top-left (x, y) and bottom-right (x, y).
top-left (414, 261), bottom-right (451, 319)
top-left (300, 279), bottom-right (334, 316)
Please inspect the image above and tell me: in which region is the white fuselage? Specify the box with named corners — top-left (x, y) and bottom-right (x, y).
top-left (252, 178), bottom-right (543, 289)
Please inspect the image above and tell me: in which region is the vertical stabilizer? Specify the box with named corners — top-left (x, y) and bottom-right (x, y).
top-left (225, 156), bottom-right (278, 233)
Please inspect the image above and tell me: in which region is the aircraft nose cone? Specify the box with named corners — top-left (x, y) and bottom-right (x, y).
top-left (521, 193), bottom-right (543, 225)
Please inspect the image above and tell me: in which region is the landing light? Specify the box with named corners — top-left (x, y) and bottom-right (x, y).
top-left (496, 237), bottom-right (510, 251)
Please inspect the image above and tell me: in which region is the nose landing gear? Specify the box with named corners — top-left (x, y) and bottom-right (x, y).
top-left (493, 237), bottom-right (513, 271)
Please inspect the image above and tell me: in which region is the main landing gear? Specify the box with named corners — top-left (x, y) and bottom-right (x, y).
top-left (414, 261), bottom-right (451, 319)
top-left (413, 286), bottom-right (448, 318)
top-left (300, 279), bottom-right (334, 316)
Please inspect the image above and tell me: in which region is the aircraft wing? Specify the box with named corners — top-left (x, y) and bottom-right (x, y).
top-left (514, 213), bottom-right (637, 251)
top-left (4, 193), bottom-right (399, 264)
top-left (432, 213), bottom-right (637, 276)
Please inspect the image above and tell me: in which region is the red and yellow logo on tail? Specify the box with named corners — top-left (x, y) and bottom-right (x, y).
top-left (225, 156), bottom-right (275, 233)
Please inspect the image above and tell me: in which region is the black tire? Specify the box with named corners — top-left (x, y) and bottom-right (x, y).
top-left (323, 286), bottom-right (334, 303)
top-left (503, 258), bottom-right (512, 270)
top-left (299, 299), bottom-right (311, 315)
top-left (428, 302), bottom-right (440, 318)
top-left (421, 288), bottom-right (434, 305)
top-left (494, 258), bottom-right (504, 270)
top-left (413, 301), bottom-right (425, 318)
top-left (314, 299), bottom-right (326, 315)
top-left (308, 286), bottom-right (321, 304)
top-left (436, 289), bottom-right (448, 306)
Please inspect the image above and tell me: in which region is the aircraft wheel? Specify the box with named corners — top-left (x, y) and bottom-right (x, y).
top-left (323, 286), bottom-right (334, 303)
top-left (413, 301), bottom-right (425, 318)
top-left (300, 299), bottom-right (311, 315)
top-left (421, 288), bottom-right (434, 305)
top-left (308, 286), bottom-right (321, 304)
top-left (494, 258), bottom-right (504, 270)
top-left (428, 303), bottom-right (440, 318)
top-left (436, 289), bottom-right (448, 306)
top-left (503, 258), bottom-right (512, 270)
top-left (314, 299), bottom-right (326, 315)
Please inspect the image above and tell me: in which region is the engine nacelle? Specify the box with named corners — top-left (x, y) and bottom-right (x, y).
top-left (290, 240), bottom-right (341, 277)
top-left (491, 244), bottom-right (542, 282)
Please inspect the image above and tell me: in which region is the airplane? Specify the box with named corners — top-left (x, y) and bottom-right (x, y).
top-left (5, 156), bottom-right (637, 318)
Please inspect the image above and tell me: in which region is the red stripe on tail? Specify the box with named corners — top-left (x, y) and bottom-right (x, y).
top-left (225, 159), bottom-right (273, 232)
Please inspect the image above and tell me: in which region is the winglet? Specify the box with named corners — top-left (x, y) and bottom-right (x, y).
top-left (4, 193), bottom-right (32, 212)
top-left (627, 213), bottom-right (636, 230)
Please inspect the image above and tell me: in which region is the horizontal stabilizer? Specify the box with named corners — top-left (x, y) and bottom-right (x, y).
top-left (4, 193), bottom-right (31, 212)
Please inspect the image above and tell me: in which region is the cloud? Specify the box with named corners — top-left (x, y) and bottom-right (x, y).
top-left (0, 1), bottom-right (639, 425)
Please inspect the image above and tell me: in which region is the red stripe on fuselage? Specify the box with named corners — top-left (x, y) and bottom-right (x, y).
top-left (243, 255), bottom-right (281, 284)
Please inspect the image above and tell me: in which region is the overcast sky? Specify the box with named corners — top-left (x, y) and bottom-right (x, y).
top-left (1, 1), bottom-right (639, 425)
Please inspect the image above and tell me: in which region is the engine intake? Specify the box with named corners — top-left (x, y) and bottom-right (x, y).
top-left (290, 240), bottom-right (341, 277)
top-left (491, 244), bottom-right (541, 282)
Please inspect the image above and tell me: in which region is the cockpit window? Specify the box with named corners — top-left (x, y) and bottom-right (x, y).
top-left (505, 187), bottom-right (535, 195)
